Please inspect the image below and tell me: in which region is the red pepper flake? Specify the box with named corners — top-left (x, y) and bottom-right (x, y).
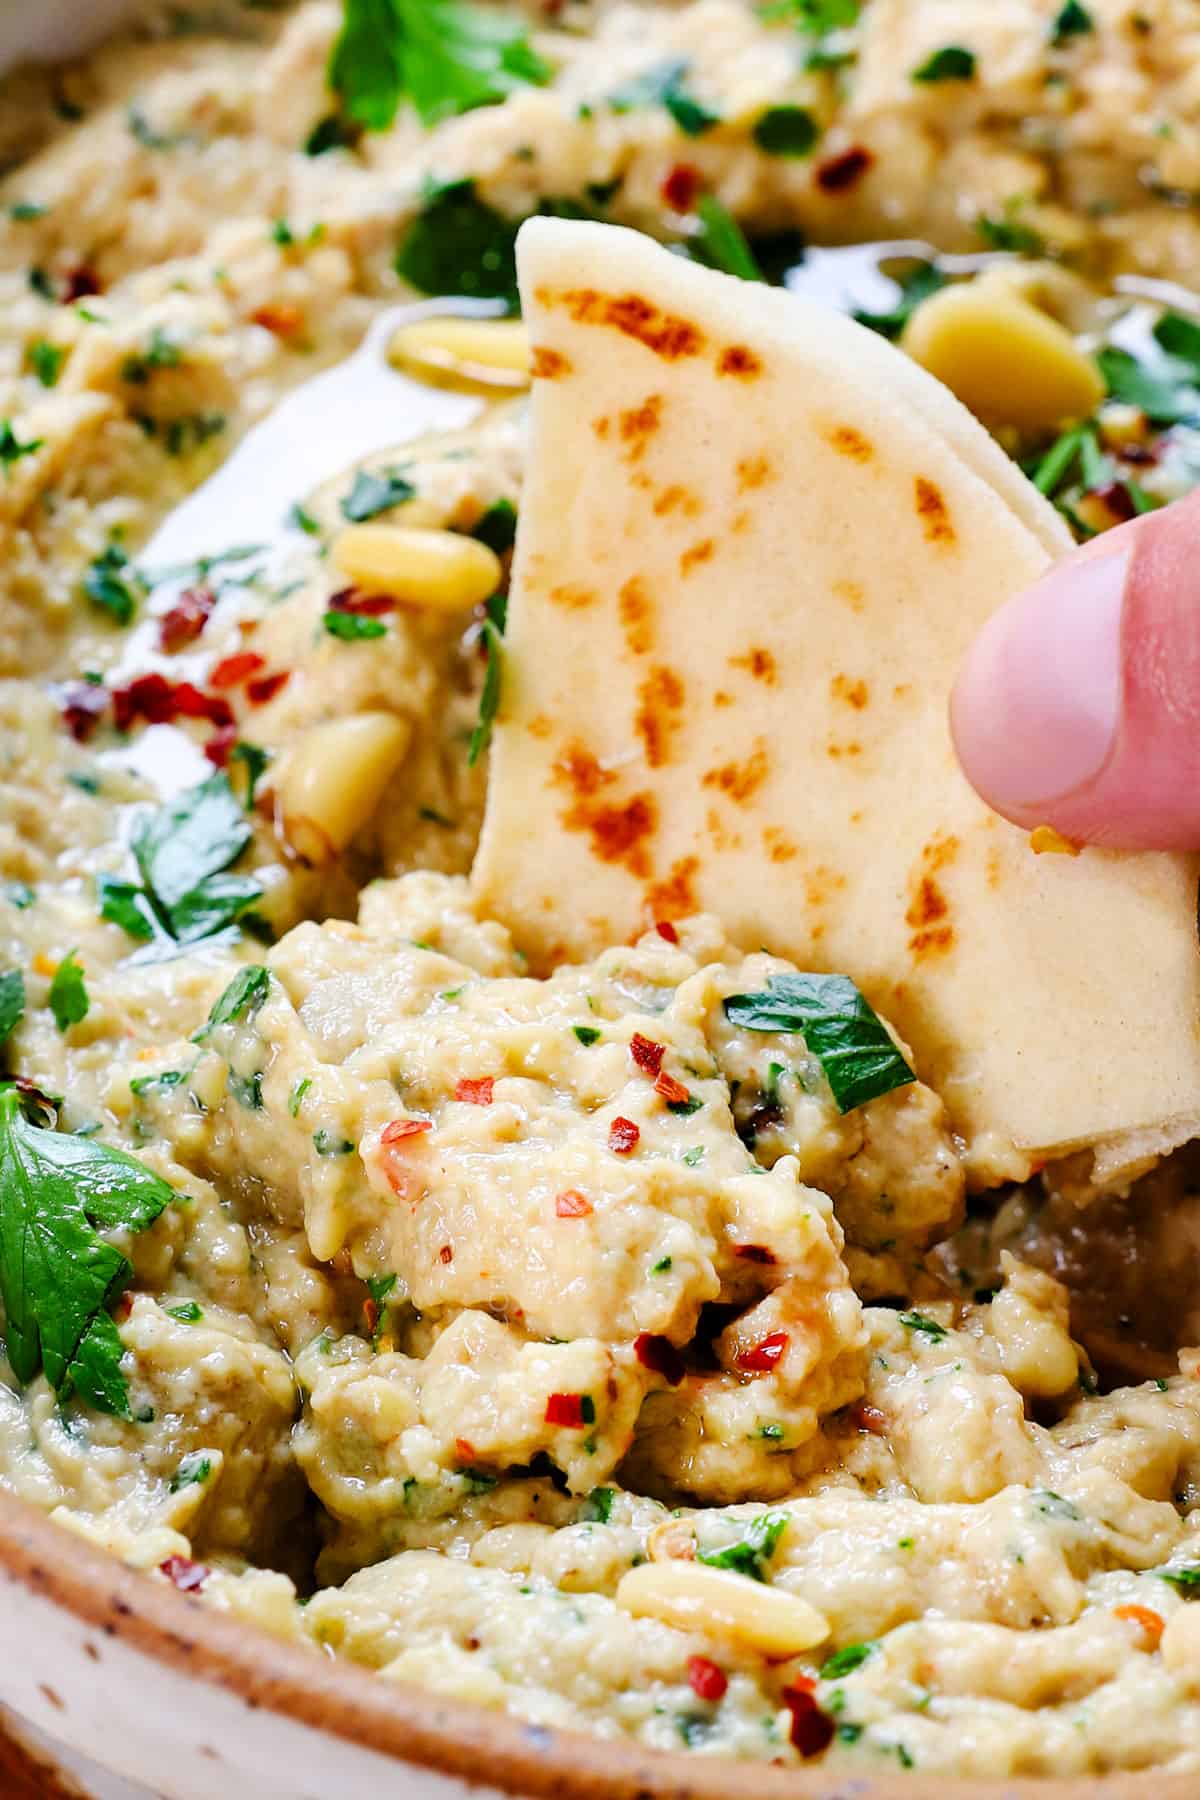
top-left (634, 1331), bottom-right (685, 1385)
top-left (733, 1243), bottom-right (777, 1265)
top-left (736, 1329), bottom-right (789, 1373)
top-left (363, 1298), bottom-right (380, 1337)
top-left (381, 1118), bottom-right (433, 1143)
top-left (544, 1392), bottom-right (587, 1429)
top-left (246, 670), bottom-right (290, 706)
top-left (159, 1555), bottom-right (210, 1593)
top-left (63, 264), bottom-right (102, 301)
top-left (172, 681), bottom-right (233, 726)
top-left (608, 1116), bottom-right (641, 1154)
top-left (1090, 479), bottom-right (1138, 523)
top-left (112, 1290), bottom-right (134, 1324)
top-left (159, 585), bottom-right (217, 652)
top-left (327, 586), bottom-right (398, 617)
top-left (661, 164), bottom-right (700, 214)
top-left (204, 723), bottom-right (237, 767)
top-left (630, 1034), bottom-right (665, 1076)
top-left (210, 651), bottom-right (265, 689)
top-left (439, 1244), bottom-right (454, 1264)
top-left (60, 680), bottom-right (109, 741)
top-left (654, 1069), bottom-right (690, 1107)
top-left (851, 1401), bottom-right (888, 1436)
top-left (455, 1436), bottom-right (477, 1462)
top-left (686, 1656), bottom-right (728, 1703)
top-left (556, 1188), bottom-right (594, 1218)
top-left (454, 1076), bottom-right (495, 1106)
top-left (111, 673), bottom-right (232, 733)
top-left (782, 1685), bottom-right (833, 1758)
top-left (251, 301), bottom-right (305, 338)
top-left (655, 919), bottom-right (680, 943)
top-left (815, 145), bottom-right (874, 193)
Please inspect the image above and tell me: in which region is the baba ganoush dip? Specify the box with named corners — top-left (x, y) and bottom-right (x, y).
top-left (6, 0), bottom-right (1200, 1782)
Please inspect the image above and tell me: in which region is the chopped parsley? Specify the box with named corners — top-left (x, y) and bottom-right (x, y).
top-left (820, 1641), bottom-right (876, 1679)
top-left (9, 201), bottom-right (48, 222)
top-left (324, 610), bottom-right (388, 640)
top-left (0, 419), bottom-right (43, 470)
top-left (313, 1129), bottom-right (355, 1155)
top-left (289, 501), bottom-right (321, 535)
top-left (330, 0), bottom-right (550, 131)
top-left (697, 1510), bottom-right (788, 1581)
top-left (129, 1069), bottom-right (187, 1098)
top-left (27, 340), bottom-right (65, 387)
top-left (723, 973), bottom-right (915, 1113)
top-left (897, 1310), bottom-right (948, 1343)
top-left (573, 1025), bottom-right (601, 1046)
top-left (340, 465), bottom-right (416, 521)
top-left (202, 966), bottom-right (270, 1033)
top-left (288, 1076), bottom-right (313, 1117)
top-left (752, 105), bottom-right (819, 157)
top-left (467, 619), bottom-right (503, 767)
top-left (472, 497), bottom-right (518, 554)
top-left (853, 261), bottom-right (947, 339)
top-left (120, 326), bottom-right (183, 385)
top-left (229, 741), bottom-right (270, 808)
top-left (1159, 1566), bottom-right (1200, 1594)
top-left (396, 180), bottom-right (522, 309)
top-left (1098, 344), bottom-right (1200, 424)
top-left (912, 45), bottom-right (977, 82)
top-left (82, 543), bottom-right (145, 627)
top-left (691, 194), bottom-right (765, 283)
top-left (0, 1086), bottom-right (174, 1415)
top-left (681, 1146), bottom-right (705, 1167)
top-left (579, 1486), bottom-right (615, 1523)
top-left (169, 1451), bottom-right (213, 1492)
top-left (1051, 1), bottom-right (1093, 43)
top-left (165, 1300), bottom-right (203, 1324)
top-left (0, 972), bottom-right (24, 1048)
top-left (127, 774), bottom-right (262, 947)
top-left (47, 951), bottom-right (89, 1033)
top-left (607, 59), bottom-right (718, 137)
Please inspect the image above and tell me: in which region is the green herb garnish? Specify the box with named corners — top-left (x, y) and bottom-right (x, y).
top-left (467, 619), bottom-right (503, 767)
top-left (83, 543), bottom-right (145, 627)
top-left (27, 340), bottom-right (65, 388)
top-left (723, 973), bottom-right (914, 1113)
top-left (48, 951), bottom-right (88, 1033)
top-left (169, 1451), bottom-right (213, 1491)
top-left (820, 1641), bottom-right (876, 1679)
top-left (0, 972), bottom-right (25, 1048)
top-left (331, 0), bottom-right (549, 131)
top-left (697, 1510), bottom-right (787, 1581)
top-left (396, 180), bottom-right (522, 308)
top-left (165, 1300), bottom-right (203, 1323)
top-left (573, 1025), bottom-right (601, 1046)
top-left (340, 465), bottom-right (415, 522)
top-left (752, 105), bottom-right (819, 156)
top-left (314, 1129), bottom-right (355, 1156)
top-left (897, 1310), bottom-right (948, 1343)
top-left (324, 610), bottom-right (388, 640)
top-left (0, 1086), bottom-right (173, 1415)
top-left (692, 195), bottom-right (765, 283)
top-left (472, 497), bottom-right (517, 554)
top-left (912, 45), bottom-right (976, 82)
top-left (0, 419), bottom-right (43, 471)
top-left (127, 773), bottom-right (261, 946)
top-left (1051, 1), bottom-right (1093, 43)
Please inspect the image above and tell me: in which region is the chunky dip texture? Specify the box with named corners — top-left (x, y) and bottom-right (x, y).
top-left (5, 0), bottom-right (1200, 1782)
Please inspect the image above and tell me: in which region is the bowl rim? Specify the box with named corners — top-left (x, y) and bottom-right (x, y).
top-left (0, 1488), bottom-right (1194, 1800)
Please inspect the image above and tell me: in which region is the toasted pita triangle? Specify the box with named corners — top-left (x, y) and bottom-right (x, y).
top-left (473, 219), bottom-right (1200, 1183)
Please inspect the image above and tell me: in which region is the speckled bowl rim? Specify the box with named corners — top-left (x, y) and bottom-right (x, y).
top-left (3, 1488), bottom-right (1198, 1800)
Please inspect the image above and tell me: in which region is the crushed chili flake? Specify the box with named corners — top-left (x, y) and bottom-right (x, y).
top-left (850, 1401), bottom-right (888, 1435)
top-left (654, 919), bottom-right (680, 943)
top-left (60, 680), bottom-right (109, 741)
top-left (204, 723), bottom-right (237, 767)
top-left (630, 1033), bottom-right (665, 1076)
top-left (686, 1656), bottom-right (728, 1703)
top-left (363, 1298), bottom-right (380, 1336)
top-left (736, 1329), bottom-right (789, 1373)
top-left (455, 1436), bottom-right (477, 1461)
top-left (544, 1392), bottom-right (587, 1429)
top-left (556, 1188), bottom-right (594, 1218)
top-left (159, 585), bottom-right (217, 653)
top-left (381, 1117), bottom-right (433, 1143)
top-left (634, 1331), bottom-right (685, 1385)
top-left (654, 1069), bottom-right (690, 1107)
top-left (63, 264), bottom-right (102, 301)
top-left (210, 651), bottom-right (265, 689)
top-left (438, 1244), bottom-right (454, 1264)
top-left (328, 586), bottom-right (398, 617)
top-left (251, 301), bottom-right (305, 338)
top-left (454, 1076), bottom-right (495, 1106)
top-left (1113, 1604), bottom-right (1164, 1649)
top-left (112, 1289), bottom-right (134, 1323)
top-left (661, 164), bottom-right (700, 214)
top-left (608, 1116), bottom-right (640, 1154)
top-left (246, 670), bottom-right (290, 706)
top-left (815, 145), bottom-right (874, 193)
top-left (733, 1243), bottom-right (777, 1265)
top-left (782, 1685), bottom-right (834, 1758)
top-left (159, 1555), bottom-right (210, 1593)
top-left (112, 673), bottom-right (232, 733)
top-left (1090, 479), bottom-right (1138, 523)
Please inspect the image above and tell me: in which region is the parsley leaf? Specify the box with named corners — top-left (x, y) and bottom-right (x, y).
top-left (1097, 345), bottom-right (1200, 424)
top-left (853, 261), bottom-right (947, 339)
top-left (0, 1086), bottom-right (173, 1415)
top-left (169, 1450), bottom-right (212, 1491)
top-left (607, 59), bottom-right (718, 137)
top-left (83, 543), bottom-right (145, 627)
top-left (1051, 1), bottom-right (1093, 43)
top-left (722, 973), bottom-right (915, 1113)
top-left (0, 419), bottom-right (43, 470)
top-left (340, 465), bottom-right (415, 522)
top-left (1159, 1566), bottom-right (1200, 1594)
top-left (324, 610), bottom-right (388, 640)
top-left (331, 0), bottom-right (550, 132)
top-left (96, 876), bottom-right (158, 942)
top-left (579, 1486), bottom-right (615, 1523)
top-left (0, 972), bottom-right (24, 1048)
top-left (898, 1309), bottom-right (948, 1343)
top-left (912, 45), bottom-right (976, 82)
top-left (752, 105), bottom-right (819, 157)
top-left (820, 1641), bottom-right (876, 1679)
top-left (468, 619), bottom-right (503, 767)
top-left (131, 772), bottom-right (260, 945)
top-left (697, 1510), bottom-right (788, 1581)
top-left (472, 497), bottom-right (518, 555)
top-left (48, 951), bottom-right (89, 1033)
top-left (27, 340), bottom-right (65, 388)
top-left (758, 0), bottom-right (859, 29)
top-left (691, 195), bottom-right (765, 282)
top-left (201, 965), bottom-right (270, 1033)
top-left (1153, 311), bottom-right (1200, 370)
top-left (396, 180), bottom-right (522, 308)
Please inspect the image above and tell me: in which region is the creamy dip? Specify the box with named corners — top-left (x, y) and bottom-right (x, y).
top-left (5, 0), bottom-right (1200, 1782)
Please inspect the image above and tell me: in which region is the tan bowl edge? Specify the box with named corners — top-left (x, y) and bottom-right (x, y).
top-left (1, 1487), bottom-right (1194, 1800)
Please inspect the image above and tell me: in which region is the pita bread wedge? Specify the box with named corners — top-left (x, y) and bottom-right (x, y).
top-left (472, 218), bottom-right (1200, 1184)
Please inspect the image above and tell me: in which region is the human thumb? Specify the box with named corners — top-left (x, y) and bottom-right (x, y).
top-left (951, 487), bottom-right (1200, 850)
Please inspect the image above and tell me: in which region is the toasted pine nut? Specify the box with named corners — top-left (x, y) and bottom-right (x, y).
top-left (277, 711), bottom-right (410, 864)
top-left (616, 1561), bottom-right (829, 1656)
top-left (388, 317), bottom-right (531, 391)
top-left (333, 525), bottom-right (502, 612)
top-left (902, 281), bottom-right (1104, 434)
